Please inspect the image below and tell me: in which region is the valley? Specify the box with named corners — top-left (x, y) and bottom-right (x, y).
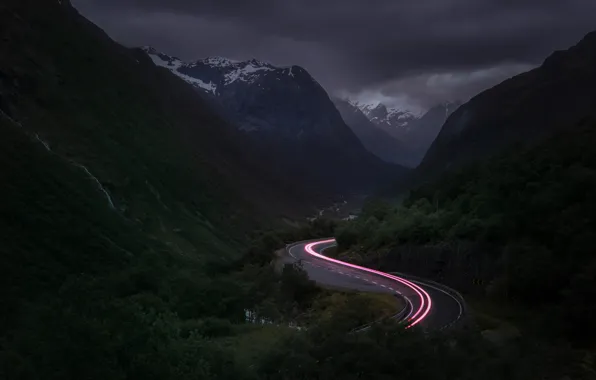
top-left (1, 0), bottom-right (595, 379)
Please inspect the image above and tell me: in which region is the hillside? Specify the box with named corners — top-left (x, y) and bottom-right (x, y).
top-left (142, 48), bottom-right (406, 196)
top-left (336, 117), bottom-right (596, 346)
top-left (0, 0), bottom-right (278, 376)
top-left (404, 102), bottom-right (462, 164)
top-left (419, 31), bottom-right (596, 177)
top-left (357, 102), bottom-right (418, 136)
top-left (348, 100), bottom-right (460, 166)
top-left (0, 0), bottom-right (360, 373)
top-left (333, 98), bottom-right (417, 167)
top-left (5, 0), bottom-right (351, 219)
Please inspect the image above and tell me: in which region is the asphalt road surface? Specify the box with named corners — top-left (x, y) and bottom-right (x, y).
top-left (284, 239), bottom-right (464, 330)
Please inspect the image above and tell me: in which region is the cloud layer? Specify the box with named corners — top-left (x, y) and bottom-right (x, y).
top-left (73, 0), bottom-right (596, 109)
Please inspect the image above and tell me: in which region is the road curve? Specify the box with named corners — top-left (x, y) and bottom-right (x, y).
top-left (286, 238), bottom-right (464, 330)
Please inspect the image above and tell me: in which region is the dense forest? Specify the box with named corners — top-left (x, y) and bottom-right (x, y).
top-left (336, 118), bottom-right (596, 349)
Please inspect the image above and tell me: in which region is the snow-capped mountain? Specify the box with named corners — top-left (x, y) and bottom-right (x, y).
top-left (342, 99), bottom-right (461, 166)
top-left (140, 47), bottom-right (404, 195)
top-left (334, 99), bottom-right (418, 167)
top-left (142, 47), bottom-right (218, 94)
top-left (349, 101), bottom-right (420, 135)
top-left (141, 47), bottom-right (332, 135)
top-left (142, 47), bottom-right (295, 97)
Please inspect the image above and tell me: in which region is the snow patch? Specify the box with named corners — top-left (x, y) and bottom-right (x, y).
top-left (201, 56), bottom-right (238, 67)
top-left (350, 99), bottom-right (381, 112)
top-left (143, 48), bottom-right (217, 94)
top-left (145, 49), bottom-right (183, 70)
top-left (224, 62), bottom-right (274, 85)
top-left (173, 70), bottom-right (217, 94)
top-left (142, 48), bottom-right (301, 94)
top-left (345, 99), bottom-right (420, 129)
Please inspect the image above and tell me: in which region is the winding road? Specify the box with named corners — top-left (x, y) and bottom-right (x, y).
top-left (284, 238), bottom-right (464, 330)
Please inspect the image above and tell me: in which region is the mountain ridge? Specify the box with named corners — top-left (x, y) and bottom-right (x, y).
top-left (141, 46), bottom-right (406, 196)
top-left (419, 30), bottom-right (596, 177)
top-left (333, 98), bottom-right (418, 167)
top-left (352, 101), bottom-right (419, 136)
top-left (339, 99), bottom-right (461, 167)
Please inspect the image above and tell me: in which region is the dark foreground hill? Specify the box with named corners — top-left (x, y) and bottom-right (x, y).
top-left (0, 0), bottom-right (303, 376)
top-left (419, 31), bottom-right (596, 178)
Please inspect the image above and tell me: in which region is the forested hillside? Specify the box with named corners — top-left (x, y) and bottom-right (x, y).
top-left (419, 31), bottom-right (596, 178)
top-left (337, 118), bottom-right (596, 346)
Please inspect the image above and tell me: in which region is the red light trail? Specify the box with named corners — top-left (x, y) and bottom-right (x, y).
top-left (304, 239), bottom-right (432, 328)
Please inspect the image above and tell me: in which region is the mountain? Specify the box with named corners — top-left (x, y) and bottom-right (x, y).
top-left (1, 0), bottom-right (291, 376)
top-left (333, 99), bottom-right (418, 167)
top-left (356, 102), bottom-right (419, 140)
top-left (3, 0), bottom-right (390, 376)
top-left (419, 31), bottom-right (596, 177)
top-left (405, 102), bottom-right (462, 163)
top-left (2, 1), bottom-right (591, 378)
top-left (142, 47), bottom-right (405, 196)
top-left (337, 116), bottom-right (596, 349)
top-left (347, 101), bottom-right (461, 166)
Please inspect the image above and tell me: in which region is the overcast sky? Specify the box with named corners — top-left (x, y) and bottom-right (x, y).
top-left (73, 0), bottom-right (595, 112)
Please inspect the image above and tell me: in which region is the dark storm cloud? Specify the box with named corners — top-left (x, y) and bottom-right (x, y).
top-left (73, 0), bottom-right (596, 109)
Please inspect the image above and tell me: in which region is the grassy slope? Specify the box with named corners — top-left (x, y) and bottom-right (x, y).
top-left (0, 0), bottom-right (293, 378)
top-left (0, 116), bottom-right (247, 379)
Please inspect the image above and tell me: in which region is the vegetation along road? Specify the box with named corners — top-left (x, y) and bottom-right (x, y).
top-left (285, 239), bottom-right (465, 330)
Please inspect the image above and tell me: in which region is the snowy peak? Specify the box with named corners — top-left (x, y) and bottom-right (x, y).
top-left (347, 99), bottom-right (378, 109)
top-left (355, 102), bottom-right (383, 118)
top-left (339, 98), bottom-right (462, 166)
top-left (366, 104), bottom-right (389, 121)
top-left (222, 60), bottom-right (275, 85)
top-left (142, 46), bottom-right (182, 68)
top-left (140, 47), bottom-right (301, 95)
top-left (200, 56), bottom-right (238, 68)
top-left (142, 46), bottom-right (216, 94)
top-left (347, 100), bottom-right (418, 130)
top-left (140, 47), bottom-right (332, 135)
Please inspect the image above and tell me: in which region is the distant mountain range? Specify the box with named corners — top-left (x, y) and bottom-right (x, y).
top-left (141, 47), bottom-right (405, 198)
top-left (419, 30), bottom-right (596, 178)
top-left (336, 100), bottom-right (461, 167)
top-left (357, 103), bottom-right (419, 135)
top-left (333, 99), bottom-right (418, 167)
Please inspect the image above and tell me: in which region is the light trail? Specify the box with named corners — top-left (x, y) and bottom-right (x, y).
top-left (304, 239), bottom-right (432, 328)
